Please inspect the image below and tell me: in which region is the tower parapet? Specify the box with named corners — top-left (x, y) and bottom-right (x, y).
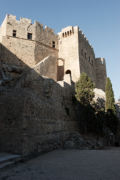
top-left (0, 14), bottom-right (58, 68)
top-left (0, 14), bottom-right (107, 90)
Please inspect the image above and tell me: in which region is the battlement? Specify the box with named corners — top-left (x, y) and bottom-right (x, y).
top-left (6, 14), bottom-right (32, 24)
top-left (0, 14), bottom-right (58, 51)
top-left (59, 26), bottom-right (78, 38)
top-left (78, 29), bottom-right (95, 57)
top-left (96, 58), bottom-right (106, 65)
top-left (5, 14), bottom-right (56, 36)
top-left (35, 21), bottom-right (55, 34)
top-left (0, 14), bottom-right (107, 90)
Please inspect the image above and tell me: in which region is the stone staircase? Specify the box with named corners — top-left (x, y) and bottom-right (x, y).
top-left (0, 153), bottom-right (21, 169)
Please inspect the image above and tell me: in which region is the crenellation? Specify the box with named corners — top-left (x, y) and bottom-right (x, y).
top-left (44, 26), bottom-right (54, 33)
top-left (0, 14), bottom-right (106, 90)
top-left (0, 14), bottom-right (107, 155)
top-left (7, 14), bottom-right (16, 20)
top-left (20, 17), bottom-right (32, 24)
top-left (96, 57), bottom-right (106, 65)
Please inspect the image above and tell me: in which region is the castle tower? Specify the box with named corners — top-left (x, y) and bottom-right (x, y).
top-left (0, 14), bottom-right (107, 91)
top-left (0, 14), bottom-right (58, 69)
top-left (58, 26), bottom-right (107, 91)
top-left (58, 26), bottom-right (80, 82)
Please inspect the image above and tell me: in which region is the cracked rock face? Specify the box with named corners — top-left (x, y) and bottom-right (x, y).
top-left (0, 64), bottom-right (23, 87)
top-left (63, 132), bottom-right (104, 150)
top-left (93, 88), bottom-right (106, 110)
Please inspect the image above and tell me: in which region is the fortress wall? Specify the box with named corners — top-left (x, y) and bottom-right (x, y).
top-left (35, 21), bottom-right (58, 49)
top-left (34, 22), bottom-right (58, 63)
top-left (0, 15), bottom-right (36, 67)
top-left (34, 42), bottom-right (58, 64)
top-left (33, 56), bottom-right (57, 81)
top-left (0, 91), bottom-right (25, 154)
top-left (0, 15), bottom-right (7, 38)
top-left (0, 15), bottom-right (58, 67)
top-left (58, 26), bottom-right (80, 82)
top-left (95, 58), bottom-right (107, 91)
top-left (4, 14), bottom-right (36, 40)
top-left (0, 74), bottom-right (78, 155)
top-left (78, 31), bottom-right (97, 85)
top-left (1, 36), bottom-right (35, 68)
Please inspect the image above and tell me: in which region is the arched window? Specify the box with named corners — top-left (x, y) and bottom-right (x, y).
top-left (70, 30), bottom-right (72, 35)
top-left (62, 33), bottom-right (64, 37)
top-left (67, 31), bottom-right (69, 36)
top-left (65, 32), bottom-right (67, 37)
top-left (65, 70), bottom-right (71, 75)
top-left (58, 59), bottom-right (64, 66)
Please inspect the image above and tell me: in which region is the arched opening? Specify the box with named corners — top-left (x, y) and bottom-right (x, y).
top-left (57, 59), bottom-right (64, 81)
top-left (65, 70), bottom-right (71, 75)
top-left (65, 69), bottom-right (72, 82)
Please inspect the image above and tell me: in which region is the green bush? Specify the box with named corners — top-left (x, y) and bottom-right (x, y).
top-left (75, 72), bottom-right (95, 106)
top-left (105, 77), bottom-right (116, 113)
top-left (75, 74), bottom-right (119, 138)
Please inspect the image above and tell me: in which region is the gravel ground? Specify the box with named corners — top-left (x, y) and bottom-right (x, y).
top-left (1, 149), bottom-right (120, 180)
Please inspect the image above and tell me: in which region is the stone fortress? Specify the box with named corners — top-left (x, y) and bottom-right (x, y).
top-left (0, 14), bottom-right (107, 155)
top-left (0, 14), bottom-right (106, 90)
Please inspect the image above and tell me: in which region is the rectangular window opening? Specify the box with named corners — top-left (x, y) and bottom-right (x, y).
top-left (13, 30), bottom-right (16, 37)
top-left (52, 41), bottom-right (55, 48)
top-left (27, 33), bottom-right (32, 40)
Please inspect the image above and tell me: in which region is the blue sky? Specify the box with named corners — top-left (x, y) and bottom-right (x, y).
top-left (0, 0), bottom-right (120, 100)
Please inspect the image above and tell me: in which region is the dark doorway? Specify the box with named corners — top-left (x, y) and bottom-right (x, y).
top-left (57, 59), bottom-right (64, 81)
top-left (65, 70), bottom-right (71, 75)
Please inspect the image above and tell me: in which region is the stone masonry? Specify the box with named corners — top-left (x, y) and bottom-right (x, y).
top-left (0, 14), bottom-right (107, 155)
top-left (0, 14), bottom-right (107, 89)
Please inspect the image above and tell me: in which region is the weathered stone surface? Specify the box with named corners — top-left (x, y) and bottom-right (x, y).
top-left (0, 15), bottom-right (58, 68)
top-left (63, 132), bottom-right (104, 150)
top-left (0, 14), bottom-right (107, 89)
top-left (33, 56), bottom-right (57, 81)
top-left (93, 88), bottom-right (106, 109)
top-left (0, 70), bottom-right (78, 155)
top-left (0, 14), bottom-right (108, 156)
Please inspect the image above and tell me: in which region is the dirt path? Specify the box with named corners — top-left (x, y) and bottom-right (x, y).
top-left (1, 149), bottom-right (120, 180)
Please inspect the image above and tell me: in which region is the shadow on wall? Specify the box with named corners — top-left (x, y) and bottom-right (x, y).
top-left (0, 43), bottom-right (30, 87)
top-left (0, 44), bottom-right (78, 155)
top-left (0, 43), bottom-right (30, 69)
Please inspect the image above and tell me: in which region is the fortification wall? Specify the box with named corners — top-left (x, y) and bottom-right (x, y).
top-left (0, 15), bottom-right (36, 67)
top-left (95, 58), bottom-right (107, 91)
top-left (33, 56), bottom-right (57, 81)
top-left (0, 72), bottom-right (78, 155)
top-left (34, 21), bottom-right (58, 63)
top-left (35, 21), bottom-right (58, 47)
top-left (58, 26), bottom-right (80, 82)
top-left (0, 14), bottom-right (58, 67)
top-left (1, 36), bottom-right (35, 68)
top-left (78, 30), bottom-right (96, 85)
